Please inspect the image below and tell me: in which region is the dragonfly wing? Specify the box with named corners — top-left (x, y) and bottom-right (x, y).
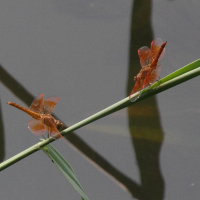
top-left (29, 94), bottom-right (44, 113)
top-left (50, 127), bottom-right (62, 139)
top-left (150, 38), bottom-right (165, 62)
top-left (45, 118), bottom-right (62, 139)
top-left (129, 77), bottom-right (144, 98)
top-left (28, 119), bottom-right (45, 136)
top-left (143, 64), bottom-right (161, 88)
top-left (138, 46), bottom-right (151, 67)
top-left (43, 96), bottom-right (60, 114)
top-left (46, 121), bottom-right (62, 139)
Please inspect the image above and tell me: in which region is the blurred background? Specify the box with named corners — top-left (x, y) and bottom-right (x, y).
top-left (0, 0), bottom-right (200, 199)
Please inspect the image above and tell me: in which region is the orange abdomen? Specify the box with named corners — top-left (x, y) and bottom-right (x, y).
top-left (7, 102), bottom-right (41, 119)
top-left (151, 41), bottom-right (167, 68)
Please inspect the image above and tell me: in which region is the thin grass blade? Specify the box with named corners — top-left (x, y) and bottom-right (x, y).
top-left (42, 143), bottom-right (89, 200)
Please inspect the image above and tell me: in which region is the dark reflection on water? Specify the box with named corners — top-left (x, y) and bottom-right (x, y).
top-left (127, 0), bottom-right (164, 199)
top-left (0, 99), bottom-right (5, 162)
top-left (0, 66), bottom-right (33, 106)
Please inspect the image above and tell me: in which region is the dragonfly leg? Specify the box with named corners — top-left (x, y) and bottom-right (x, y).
top-left (42, 135), bottom-right (46, 140)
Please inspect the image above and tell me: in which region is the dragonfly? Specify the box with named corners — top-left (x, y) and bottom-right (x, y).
top-left (129, 38), bottom-right (167, 101)
top-left (7, 94), bottom-right (63, 139)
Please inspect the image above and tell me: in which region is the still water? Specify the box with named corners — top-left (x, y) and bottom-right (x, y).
top-left (0, 1), bottom-right (200, 199)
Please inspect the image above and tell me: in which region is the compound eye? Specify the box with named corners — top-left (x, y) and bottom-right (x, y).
top-left (56, 121), bottom-right (63, 130)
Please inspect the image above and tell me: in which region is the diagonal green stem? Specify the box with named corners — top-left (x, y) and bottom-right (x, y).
top-left (1, 60), bottom-right (200, 171)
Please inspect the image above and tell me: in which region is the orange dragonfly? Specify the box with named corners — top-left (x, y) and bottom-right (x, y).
top-left (129, 38), bottom-right (167, 101)
top-left (7, 94), bottom-right (63, 139)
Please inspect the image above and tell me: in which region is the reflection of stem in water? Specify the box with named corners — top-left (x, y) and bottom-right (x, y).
top-left (0, 100), bottom-right (5, 162)
top-left (127, 0), bottom-right (165, 199)
top-left (0, 66), bottom-right (33, 105)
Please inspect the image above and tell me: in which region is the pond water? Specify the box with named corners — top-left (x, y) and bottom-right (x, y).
top-left (0, 1), bottom-right (200, 199)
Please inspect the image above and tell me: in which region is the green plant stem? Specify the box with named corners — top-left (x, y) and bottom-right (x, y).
top-left (0, 139), bottom-right (54, 171)
top-left (1, 63), bottom-right (200, 171)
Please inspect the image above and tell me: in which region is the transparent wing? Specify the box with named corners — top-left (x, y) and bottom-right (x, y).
top-left (150, 38), bottom-right (165, 62)
top-left (129, 77), bottom-right (145, 102)
top-left (50, 126), bottom-right (62, 139)
top-left (138, 46), bottom-right (151, 67)
top-left (129, 65), bottom-right (149, 98)
top-left (28, 119), bottom-right (45, 136)
top-left (143, 65), bottom-right (161, 88)
top-left (43, 96), bottom-right (60, 114)
top-left (129, 77), bottom-right (144, 97)
top-left (45, 118), bottom-right (62, 139)
top-left (29, 94), bottom-right (44, 114)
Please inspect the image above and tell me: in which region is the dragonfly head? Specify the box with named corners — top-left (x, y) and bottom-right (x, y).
top-left (55, 120), bottom-right (63, 130)
top-left (134, 76), bottom-right (137, 82)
